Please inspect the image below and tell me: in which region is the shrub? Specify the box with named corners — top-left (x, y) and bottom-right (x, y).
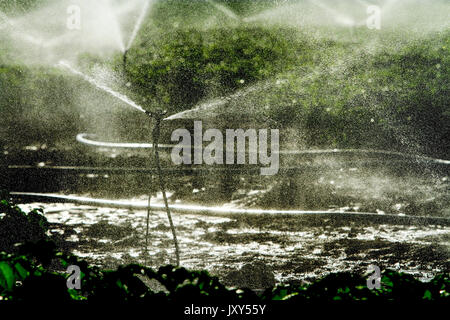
top-left (0, 191), bottom-right (49, 253)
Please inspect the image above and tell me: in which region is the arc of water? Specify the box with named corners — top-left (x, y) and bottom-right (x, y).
top-left (102, 0), bottom-right (126, 52)
top-left (126, 0), bottom-right (153, 51)
top-left (206, 0), bottom-right (240, 21)
top-left (383, 0), bottom-right (400, 12)
top-left (10, 192), bottom-right (450, 225)
top-left (58, 60), bottom-right (147, 114)
top-left (75, 133), bottom-right (450, 166)
top-left (242, 0), bottom-right (360, 27)
top-left (76, 133), bottom-right (174, 149)
top-left (163, 80), bottom-right (284, 121)
top-left (0, 9), bottom-right (74, 49)
top-left (0, 10), bottom-right (44, 46)
top-left (41, 32), bottom-right (77, 48)
top-left (242, 2), bottom-right (300, 24)
top-left (306, 0), bottom-right (357, 27)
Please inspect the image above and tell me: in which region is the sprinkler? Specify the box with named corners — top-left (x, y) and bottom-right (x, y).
top-left (123, 49), bottom-right (128, 69)
top-left (145, 109), bottom-right (181, 267)
top-left (57, 61), bottom-right (180, 265)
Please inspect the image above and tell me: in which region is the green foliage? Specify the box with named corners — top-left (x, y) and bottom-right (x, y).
top-left (0, 0), bottom-right (46, 14)
top-left (0, 65), bottom-right (80, 145)
top-left (1, 241), bottom-right (448, 302)
top-left (263, 271), bottom-right (450, 303)
top-left (0, 241), bottom-right (78, 301)
top-left (254, 30), bottom-right (450, 157)
top-left (115, 21), bottom-right (450, 158)
top-left (0, 192), bottom-right (49, 253)
top-left (0, 11), bottom-right (449, 158)
top-left (377, 270), bottom-right (450, 301)
top-left (122, 26), bottom-right (309, 113)
top-left (366, 34), bottom-right (450, 157)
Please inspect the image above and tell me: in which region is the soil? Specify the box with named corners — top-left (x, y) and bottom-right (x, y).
top-left (6, 143), bottom-right (450, 290)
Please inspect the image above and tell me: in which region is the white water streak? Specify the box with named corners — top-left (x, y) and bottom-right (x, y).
top-left (306, 0), bottom-right (356, 26)
top-left (9, 192), bottom-right (450, 223)
top-left (126, 0), bottom-right (152, 50)
top-left (76, 133), bottom-right (174, 149)
top-left (207, 0), bottom-right (239, 21)
top-left (164, 81), bottom-right (278, 121)
top-left (58, 61), bottom-right (147, 114)
top-left (104, 0), bottom-right (126, 52)
top-left (75, 133), bottom-right (450, 165)
top-left (0, 10), bottom-right (45, 46)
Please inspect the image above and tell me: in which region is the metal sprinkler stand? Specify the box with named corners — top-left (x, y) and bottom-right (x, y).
top-left (144, 109), bottom-right (180, 267)
top-left (123, 49), bottom-right (128, 69)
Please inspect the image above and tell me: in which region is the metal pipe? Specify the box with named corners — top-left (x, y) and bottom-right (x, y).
top-left (147, 110), bottom-right (180, 267)
top-left (9, 192), bottom-right (450, 226)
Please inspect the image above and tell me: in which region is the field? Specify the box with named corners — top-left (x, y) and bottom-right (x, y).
top-left (0, 0), bottom-right (449, 302)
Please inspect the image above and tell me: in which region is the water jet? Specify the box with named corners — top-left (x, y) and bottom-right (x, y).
top-left (206, 0), bottom-right (240, 22)
top-left (57, 60), bottom-right (148, 114)
top-left (125, 0), bottom-right (153, 51)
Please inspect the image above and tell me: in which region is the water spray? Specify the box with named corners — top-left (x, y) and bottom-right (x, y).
top-left (122, 0), bottom-right (153, 70)
top-left (9, 192), bottom-right (450, 226)
top-left (0, 10), bottom-right (45, 47)
top-left (57, 60), bottom-right (148, 114)
top-left (0, 10), bottom-right (11, 30)
top-left (206, 0), bottom-right (240, 22)
top-left (126, 0), bottom-right (153, 52)
top-left (57, 60), bottom-right (180, 265)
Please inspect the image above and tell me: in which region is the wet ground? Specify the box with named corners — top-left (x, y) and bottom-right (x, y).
top-left (16, 199), bottom-right (450, 290)
top-left (5, 144), bottom-right (450, 289)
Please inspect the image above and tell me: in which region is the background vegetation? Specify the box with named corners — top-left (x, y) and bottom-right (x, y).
top-left (1, 5), bottom-right (448, 157)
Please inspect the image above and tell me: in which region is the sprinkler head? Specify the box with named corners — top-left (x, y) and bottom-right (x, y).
top-left (157, 109), bottom-right (168, 116)
top-left (145, 109), bottom-right (167, 119)
top-left (123, 49), bottom-right (128, 68)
